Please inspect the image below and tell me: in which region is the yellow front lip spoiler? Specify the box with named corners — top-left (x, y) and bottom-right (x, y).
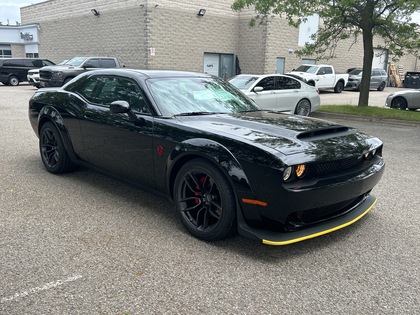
top-left (262, 197), bottom-right (377, 246)
top-left (237, 194), bottom-right (378, 246)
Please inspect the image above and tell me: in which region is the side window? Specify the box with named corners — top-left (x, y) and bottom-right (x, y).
top-left (100, 59), bottom-right (117, 68)
top-left (85, 59), bottom-right (100, 68)
top-left (278, 77), bottom-right (300, 89)
top-left (33, 60), bottom-right (43, 67)
top-left (76, 76), bottom-right (150, 114)
top-left (113, 78), bottom-right (150, 114)
top-left (76, 76), bottom-right (106, 104)
top-left (323, 67), bottom-right (333, 74)
top-left (256, 77), bottom-right (276, 91)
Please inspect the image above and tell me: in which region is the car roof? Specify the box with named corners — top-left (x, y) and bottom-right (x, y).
top-left (85, 68), bottom-right (213, 79)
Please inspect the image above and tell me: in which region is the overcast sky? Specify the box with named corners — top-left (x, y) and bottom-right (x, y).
top-left (1, 1), bottom-right (420, 26)
top-left (0, 0), bottom-right (45, 25)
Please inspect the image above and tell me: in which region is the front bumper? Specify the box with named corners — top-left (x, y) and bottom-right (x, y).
top-left (238, 194), bottom-right (377, 245)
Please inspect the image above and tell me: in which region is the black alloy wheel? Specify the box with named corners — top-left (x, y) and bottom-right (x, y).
top-left (39, 122), bottom-right (74, 174)
top-left (174, 159), bottom-right (237, 241)
top-left (295, 99), bottom-right (311, 116)
top-left (390, 97), bottom-right (408, 110)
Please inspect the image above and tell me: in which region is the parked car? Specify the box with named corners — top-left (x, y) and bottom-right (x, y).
top-left (385, 89), bottom-right (420, 110)
top-left (287, 64), bottom-right (349, 93)
top-left (27, 69), bottom-right (41, 88)
top-left (346, 68), bottom-right (388, 91)
top-left (28, 60), bottom-right (68, 88)
top-left (28, 69), bottom-right (385, 245)
top-left (228, 74), bottom-right (320, 116)
top-left (39, 56), bottom-right (124, 87)
top-left (0, 58), bottom-right (55, 86)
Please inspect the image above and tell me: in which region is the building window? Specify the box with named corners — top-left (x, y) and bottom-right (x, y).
top-left (26, 53), bottom-right (39, 58)
top-left (0, 49), bottom-right (12, 58)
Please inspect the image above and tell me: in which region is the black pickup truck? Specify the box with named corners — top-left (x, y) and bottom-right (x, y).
top-left (39, 56), bottom-right (124, 87)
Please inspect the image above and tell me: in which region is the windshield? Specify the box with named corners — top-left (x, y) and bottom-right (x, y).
top-left (147, 76), bottom-right (260, 116)
top-left (349, 69), bottom-right (363, 75)
top-left (294, 65), bottom-right (318, 73)
top-left (65, 57), bottom-right (88, 67)
top-left (228, 75), bottom-right (258, 90)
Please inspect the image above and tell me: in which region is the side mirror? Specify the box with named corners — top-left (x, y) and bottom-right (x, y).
top-left (253, 86), bottom-right (264, 93)
top-left (110, 100), bottom-right (130, 114)
top-left (83, 63), bottom-right (95, 69)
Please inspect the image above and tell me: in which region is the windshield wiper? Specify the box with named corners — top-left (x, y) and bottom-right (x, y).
top-left (238, 109), bottom-right (262, 113)
top-left (174, 111), bottom-right (224, 116)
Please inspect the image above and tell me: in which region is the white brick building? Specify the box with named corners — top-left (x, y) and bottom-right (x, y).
top-left (18, 0), bottom-right (418, 78)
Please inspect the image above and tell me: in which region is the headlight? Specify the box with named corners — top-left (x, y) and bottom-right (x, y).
top-left (283, 164), bottom-right (307, 182)
top-left (295, 164), bottom-right (306, 178)
top-left (53, 71), bottom-right (63, 77)
top-left (283, 166), bottom-right (293, 181)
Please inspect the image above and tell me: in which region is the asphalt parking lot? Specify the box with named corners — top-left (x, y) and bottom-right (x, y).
top-left (320, 86), bottom-right (409, 107)
top-left (1, 84), bottom-right (419, 314)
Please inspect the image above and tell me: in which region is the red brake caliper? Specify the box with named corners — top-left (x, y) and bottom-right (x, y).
top-left (194, 176), bottom-right (206, 204)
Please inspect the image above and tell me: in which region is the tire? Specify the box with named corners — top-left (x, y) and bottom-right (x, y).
top-left (174, 158), bottom-right (237, 241)
top-left (295, 99), bottom-right (311, 116)
top-left (8, 76), bottom-right (19, 86)
top-left (377, 82), bottom-right (386, 91)
top-left (307, 81), bottom-right (315, 87)
top-left (39, 122), bottom-right (74, 174)
top-left (334, 81), bottom-right (344, 93)
top-left (390, 97), bottom-right (407, 110)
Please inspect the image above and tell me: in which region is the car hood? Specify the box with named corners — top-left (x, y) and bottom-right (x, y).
top-left (175, 111), bottom-right (378, 160)
top-left (40, 65), bottom-right (81, 71)
top-left (287, 71), bottom-right (315, 77)
top-left (388, 90), bottom-right (419, 97)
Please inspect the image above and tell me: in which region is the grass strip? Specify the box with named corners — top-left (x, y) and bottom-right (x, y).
top-left (319, 105), bottom-right (420, 122)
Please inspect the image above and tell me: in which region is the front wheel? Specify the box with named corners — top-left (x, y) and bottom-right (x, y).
top-left (39, 122), bottom-right (74, 174)
top-left (390, 97), bottom-right (407, 110)
top-left (334, 81), bottom-right (344, 93)
top-left (174, 159), bottom-right (237, 241)
top-left (295, 99), bottom-right (311, 116)
top-left (8, 76), bottom-right (19, 86)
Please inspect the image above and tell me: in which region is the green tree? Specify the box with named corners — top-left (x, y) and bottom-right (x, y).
top-left (232, 0), bottom-right (420, 106)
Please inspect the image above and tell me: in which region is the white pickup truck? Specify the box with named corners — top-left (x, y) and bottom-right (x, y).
top-left (288, 64), bottom-right (349, 93)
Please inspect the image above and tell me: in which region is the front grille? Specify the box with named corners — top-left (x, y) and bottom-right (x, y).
top-left (307, 156), bottom-right (361, 177)
top-left (39, 70), bottom-right (52, 79)
top-left (285, 194), bottom-right (367, 231)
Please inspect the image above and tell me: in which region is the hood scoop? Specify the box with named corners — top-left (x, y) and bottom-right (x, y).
top-left (297, 126), bottom-right (351, 141)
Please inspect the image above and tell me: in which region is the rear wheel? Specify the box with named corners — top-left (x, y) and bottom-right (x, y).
top-left (295, 99), bottom-right (311, 116)
top-left (334, 81), bottom-right (344, 93)
top-left (8, 76), bottom-right (19, 86)
top-left (174, 159), bottom-right (237, 241)
top-left (39, 122), bottom-right (74, 173)
top-left (390, 97), bottom-right (407, 110)
top-left (377, 81), bottom-right (386, 91)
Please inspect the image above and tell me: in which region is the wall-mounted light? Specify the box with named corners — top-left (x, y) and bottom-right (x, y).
top-left (288, 48), bottom-right (294, 54)
top-left (197, 9), bottom-right (206, 17)
top-left (91, 9), bottom-right (100, 16)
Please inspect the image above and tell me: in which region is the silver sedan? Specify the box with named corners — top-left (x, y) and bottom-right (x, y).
top-left (228, 74), bottom-right (320, 116)
top-left (385, 89), bottom-right (420, 110)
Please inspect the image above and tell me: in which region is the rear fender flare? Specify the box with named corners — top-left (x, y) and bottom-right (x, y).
top-left (37, 106), bottom-right (77, 160)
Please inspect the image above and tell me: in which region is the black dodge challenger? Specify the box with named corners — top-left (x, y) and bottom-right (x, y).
top-left (28, 69), bottom-right (385, 245)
